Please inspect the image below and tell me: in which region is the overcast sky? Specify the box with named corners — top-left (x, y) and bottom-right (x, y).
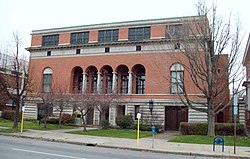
top-left (0, 0), bottom-right (249, 58)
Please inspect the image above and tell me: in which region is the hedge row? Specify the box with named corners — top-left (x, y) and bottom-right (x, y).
top-left (180, 122), bottom-right (246, 136)
top-left (41, 114), bottom-right (75, 125)
top-left (2, 110), bottom-right (21, 121)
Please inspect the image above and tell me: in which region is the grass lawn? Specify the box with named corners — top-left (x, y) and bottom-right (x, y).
top-left (169, 135), bottom-right (250, 147)
top-left (68, 129), bottom-right (152, 139)
top-left (0, 118), bottom-right (75, 131)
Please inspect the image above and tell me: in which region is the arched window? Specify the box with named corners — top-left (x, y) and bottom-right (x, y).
top-left (170, 63), bottom-right (184, 94)
top-left (43, 67), bottom-right (53, 92)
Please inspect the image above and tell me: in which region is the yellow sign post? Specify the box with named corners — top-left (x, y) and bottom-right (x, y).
top-left (136, 113), bottom-right (141, 147)
top-left (21, 106), bottom-right (25, 133)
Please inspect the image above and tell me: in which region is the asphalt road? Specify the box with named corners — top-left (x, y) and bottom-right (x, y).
top-left (0, 135), bottom-right (215, 159)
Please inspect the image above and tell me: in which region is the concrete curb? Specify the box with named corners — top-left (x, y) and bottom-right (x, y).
top-left (0, 133), bottom-right (249, 159)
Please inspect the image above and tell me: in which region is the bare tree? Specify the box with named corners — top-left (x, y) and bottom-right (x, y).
top-left (0, 32), bottom-right (29, 129)
top-left (171, 1), bottom-right (244, 136)
top-left (37, 92), bottom-right (54, 128)
top-left (95, 93), bottom-right (121, 129)
top-left (72, 93), bottom-right (97, 131)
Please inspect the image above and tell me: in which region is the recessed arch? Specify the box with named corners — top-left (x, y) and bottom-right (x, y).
top-left (42, 67), bottom-right (53, 92)
top-left (71, 66), bottom-right (83, 93)
top-left (85, 66), bottom-right (98, 93)
top-left (116, 65), bottom-right (129, 94)
top-left (131, 64), bottom-right (146, 94)
top-left (170, 63), bottom-right (184, 71)
top-left (100, 65), bottom-right (113, 94)
top-left (170, 63), bottom-right (184, 94)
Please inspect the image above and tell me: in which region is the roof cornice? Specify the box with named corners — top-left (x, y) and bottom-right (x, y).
top-left (31, 15), bottom-right (203, 35)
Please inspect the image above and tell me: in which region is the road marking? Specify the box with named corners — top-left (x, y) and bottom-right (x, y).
top-left (12, 148), bottom-right (86, 159)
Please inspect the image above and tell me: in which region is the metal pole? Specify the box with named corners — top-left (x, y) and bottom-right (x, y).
top-left (136, 118), bottom-right (140, 147)
top-left (21, 110), bottom-right (24, 133)
top-left (234, 115), bottom-right (236, 154)
top-left (152, 133), bottom-right (154, 148)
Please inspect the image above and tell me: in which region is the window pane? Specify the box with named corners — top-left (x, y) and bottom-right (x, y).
top-left (128, 27), bottom-right (151, 41)
top-left (42, 35), bottom-right (59, 46)
top-left (98, 29), bottom-right (118, 43)
top-left (71, 32), bottom-right (89, 44)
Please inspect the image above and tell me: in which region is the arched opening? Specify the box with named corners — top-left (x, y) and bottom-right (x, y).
top-left (43, 67), bottom-right (53, 92)
top-left (132, 64), bottom-right (146, 94)
top-left (85, 66), bottom-right (98, 93)
top-left (100, 65), bottom-right (113, 94)
top-left (71, 66), bottom-right (83, 93)
top-left (170, 63), bottom-right (184, 94)
top-left (116, 65), bottom-right (129, 94)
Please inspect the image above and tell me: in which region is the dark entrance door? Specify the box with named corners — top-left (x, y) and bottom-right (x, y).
top-left (165, 106), bottom-right (188, 131)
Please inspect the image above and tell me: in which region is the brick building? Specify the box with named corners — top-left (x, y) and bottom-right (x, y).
top-left (243, 33), bottom-right (250, 131)
top-left (0, 53), bottom-right (26, 111)
top-left (25, 16), bottom-right (230, 130)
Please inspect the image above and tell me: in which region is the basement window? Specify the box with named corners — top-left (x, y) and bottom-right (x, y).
top-left (47, 51), bottom-right (51, 56)
top-left (105, 47), bottom-right (110, 53)
top-left (136, 45), bottom-right (141, 51)
top-left (76, 49), bottom-right (81, 54)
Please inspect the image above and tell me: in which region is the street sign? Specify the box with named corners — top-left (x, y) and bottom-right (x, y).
top-left (137, 113), bottom-right (141, 119)
top-left (22, 106), bottom-right (25, 112)
top-left (233, 106), bottom-right (238, 116)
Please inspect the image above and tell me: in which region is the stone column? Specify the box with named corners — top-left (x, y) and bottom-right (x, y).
top-left (82, 73), bottom-right (87, 93)
top-left (97, 72), bottom-right (102, 94)
top-left (112, 72), bottom-right (117, 93)
top-left (128, 71), bottom-right (133, 94)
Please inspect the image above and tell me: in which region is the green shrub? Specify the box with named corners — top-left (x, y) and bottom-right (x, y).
top-left (180, 122), bottom-right (246, 136)
top-left (62, 114), bottom-right (75, 125)
top-left (101, 119), bottom-right (110, 129)
top-left (116, 115), bottom-right (133, 129)
top-left (46, 117), bottom-right (59, 124)
top-left (2, 110), bottom-right (17, 121)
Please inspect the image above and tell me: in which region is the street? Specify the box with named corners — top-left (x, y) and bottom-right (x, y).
top-left (0, 135), bottom-right (216, 159)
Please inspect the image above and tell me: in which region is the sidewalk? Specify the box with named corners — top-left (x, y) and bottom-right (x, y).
top-left (1, 127), bottom-right (250, 159)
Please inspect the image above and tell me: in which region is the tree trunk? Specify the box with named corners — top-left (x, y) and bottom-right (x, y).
top-left (59, 111), bottom-right (62, 128)
top-left (13, 100), bottom-right (20, 129)
top-left (207, 109), bottom-right (215, 136)
top-left (44, 115), bottom-right (47, 128)
top-left (82, 115), bottom-right (87, 131)
top-left (98, 111), bottom-right (102, 130)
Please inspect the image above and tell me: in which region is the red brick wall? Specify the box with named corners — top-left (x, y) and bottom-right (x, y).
top-left (89, 30), bottom-right (98, 43)
top-left (31, 35), bottom-right (42, 46)
top-left (151, 25), bottom-right (165, 39)
top-left (59, 33), bottom-right (70, 44)
top-left (28, 51), bottom-right (204, 100)
top-left (119, 28), bottom-right (128, 41)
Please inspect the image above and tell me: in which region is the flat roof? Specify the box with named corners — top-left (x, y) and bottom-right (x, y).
top-left (31, 15), bottom-right (203, 35)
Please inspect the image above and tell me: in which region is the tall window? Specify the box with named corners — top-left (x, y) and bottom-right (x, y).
top-left (121, 75), bottom-right (128, 94)
top-left (106, 76), bottom-right (112, 94)
top-left (98, 29), bottom-right (118, 43)
top-left (170, 63), bottom-right (184, 94)
top-left (91, 75), bottom-right (98, 93)
top-left (128, 27), bottom-right (150, 41)
top-left (42, 35), bottom-right (59, 47)
top-left (136, 75), bottom-right (145, 94)
top-left (71, 32), bottom-right (89, 44)
top-left (166, 24), bottom-right (188, 39)
top-left (43, 68), bottom-right (53, 92)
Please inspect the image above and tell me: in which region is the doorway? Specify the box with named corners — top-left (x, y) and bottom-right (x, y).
top-left (165, 106), bottom-right (188, 131)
